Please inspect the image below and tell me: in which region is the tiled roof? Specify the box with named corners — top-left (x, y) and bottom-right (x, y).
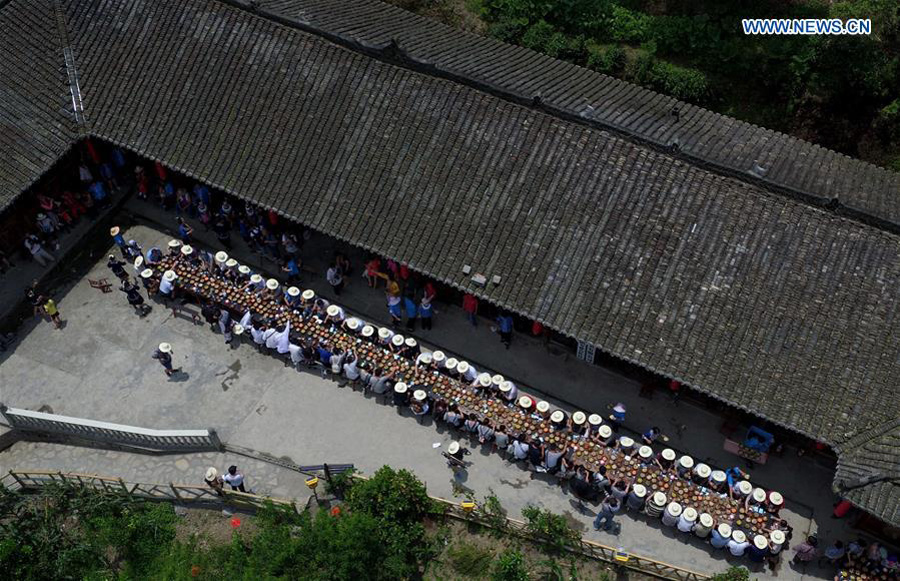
top-left (834, 419), bottom-right (900, 527)
top-left (1, 0), bottom-right (899, 525)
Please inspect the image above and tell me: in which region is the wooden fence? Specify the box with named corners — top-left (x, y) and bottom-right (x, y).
top-left (3, 469), bottom-right (710, 581)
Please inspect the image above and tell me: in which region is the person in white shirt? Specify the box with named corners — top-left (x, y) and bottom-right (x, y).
top-left (343, 353), bottom-right (360, 384)
top-left (727, 531), bottom-right (750, 557)
top-left (222, 465), bottom-right (246, 492)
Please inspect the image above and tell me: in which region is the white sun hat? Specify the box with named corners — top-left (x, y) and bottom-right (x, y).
top-left (225, 258), bottom-right (238, 268)
top-left (158, 342), bottom-right (173, 353)
top-left (287, 286), bottom-right (300, 297)
top-left (168, 239), bottom-right (182, 248)
top-left (753, 535), bottom-right (768, 550)
top-left (499, 381), bottom-right (512, 393)
top-left (770, 530), bottom-right (785, 545)
top-left (598, 425), bottom-right (613, 438)
top-left (432, 350), bottom-right (446, 363)
top-left (694, 463), bottom-right (711, 478)
top-left (378, 327), bottom-right (393, 340)
top-left (769, 491), bottom-right (784, 506)
top-left (717, 523), bottom-right (732, 538)
top-left (588, 413), bottom-right (603, 426)
top-left (405, 337), bottom-right (417, 348)
top-left (250, 274), bottom-right (263, 284)
top-left (266, 278), bottom-right (279, 291)
top-left (752, 487), bottom-right (767, 503)
top-left (711, 470), bottom-right (726, 484)
top-left (326, 305), bottom-right (341, 317)
top-left (572, 411), bottom-right (587, 425)
top-left (232, 323), bottom-right (244, 335)
top-left (478, 373), bottom-right (492, 387)
top-left (491, 374), bottom-right (504, 386)
top-left (737, 480), bottom-right (753, 495)
top-left (732, 531), bottom-right (747, 544)
top-left (414, 389), bottom-right (427, 402)
top-left (679, 455), bottom-right (695, 470)
top-left (444, 357), bottom-right (458, 371)
top-left (393, 382), bottom-right (408, 394)
top-left (301, 289), bottom-right (315, 301)
top-left (632, 484), bottom-right (647, 498)
top-left (448, 441), bottom-right (460, 455)
top-left (346, 318), bottom-right (361, 330)
top-left (215, 251), bottom-right (229, 263)
top-left (163, 270), bottom-right (177, 282)
top-left (134, 256), bottom-right (144, 269)
top-left (536, 401), bottom-right (550, 413)
top-left (110, 226), bottom-right (120, 236)
top-left (652, 492), bottom-right (667, 507)
top-left (141, 268), bottom-right (154, 279)
top-left (205, 467), bottom-right (217, 480)
top-left (418, 353), bottom-right (433, 364)
top-left (638, 445), bottom-right (653, 459)
top-left (618, 436), bottom-right (634, 448)
top-left (666, 502), bottom-right (682, 518)
top-left (361, 325), bottom-right (375, 337)
top-left (683, 507), bottom-right (698, 522)
top-left (661, 448), bottom-right (676, 461)
top-left (238, 265), bottom-right (251, 275)
top-left (550, 410), bottom-right (565, 423)
top-left (391, 334), bottom-right (405, 347)
top-left (518, 395), bottom-right (533, 409)
top-left (180, 244), bottom-right (193, 255)
top-left (457, 361), bottom-right (470, 374)
top-left (699, 513), bottom-right (714, 528)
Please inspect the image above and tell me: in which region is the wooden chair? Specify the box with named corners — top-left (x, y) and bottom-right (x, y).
top-left (88, 278), bottom-right (113, 293)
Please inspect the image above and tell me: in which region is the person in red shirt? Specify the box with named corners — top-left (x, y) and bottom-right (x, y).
top-left (462, 293), bottom-right (478, 327)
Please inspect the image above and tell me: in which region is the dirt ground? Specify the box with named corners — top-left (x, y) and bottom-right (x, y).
top-left (174, 506), bottom-right (259, 549)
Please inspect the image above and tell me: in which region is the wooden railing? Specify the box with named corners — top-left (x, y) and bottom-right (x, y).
top-left (2, 469), bottom-right (709, 581)
top-left (0, 405), bottom-right (222, 453)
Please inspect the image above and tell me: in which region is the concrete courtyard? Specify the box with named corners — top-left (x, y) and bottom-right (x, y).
top-left (0, 223), bottom-right (851, 578)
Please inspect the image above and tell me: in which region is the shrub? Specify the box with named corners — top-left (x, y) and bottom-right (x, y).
top-left (586, 44), bottom-right (626, 75)
top-left (491, 549), bottom-right (530, 581)
top-left (648, 60), bottom-right (710, 103)
top-left (520, 20), bottom-right (556, 53)
top-left (608, 5), bottom-right (651, 44)
top-left (711, 565), bottom-right (750, 581)
top-left (520, 505), bottom-right (580, 554)
top-left (488, 16), bottom-right (530, 43)
top-left (448, 542), bottom-right (495, 576)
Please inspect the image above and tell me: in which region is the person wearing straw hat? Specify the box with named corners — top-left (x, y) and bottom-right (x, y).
top-left (107, 254), bottom-right (129, 282)
top-left (443, 357), bottom-right (459, 378)
top-left (243, 273), bottom-right (265, 294)
top-left (594, 424), bottom-right (615, 447)
top-left (694, 513), bottom-right (714, 539)
top-left (457, 361), bottom-right (477, 383)
top-left (392, 381), bottom-right (411, 409)
top-left (518, 395), bottom-right (535, 414)
top-left (550, 410), bottom-right (568, 430)
top-left (139, 268), bottom-right (157, 293)
top-left (235, 264), bottom-right (251, 285)
top-left (499, 380), bottom-right (518, 403)
top-left (390, 333), bottom-right (406, 354)
top-left (732, 480), bottom-right (753, 501)
top-left (284, 286), bottom-right (301, 309)
top-left (690, 461), bottom-right (710, 484)
top-left (361, 324), bottom-right (376, 341)
top-left (300, 288), bottom-right (315, 309)
top-left (378, 326), bottom-right (395, 347)
top-left (637, 445), bottom-right (655, 467)
top-left (110, 226), bottom-right (126, 251)
top-left (766, 491), bottom-right (784, 515)
top-left (570, 411), bottom-right (588, 435)
top-left (214, 250), bottom-right (229, 268)
top-left (626, 483), bottom-right (647, 512)
top-left (120, 277), bottom-right (151, 317)
top-left (343, 317), bottom-right (362, 336)
top-left (132, 255), bottom-right (145, 276)
top-left (415, 351), bottom-right (433, 369)
top-left (749, 534), bottom-right (770, 564)
top-left (727, 530), bottom-right (750, 557)
top-left (768, 530), bottom-right (786, 558)
top-left (151, 342), bottom-right (180, 377)
top-left (203, 467), bottom-right (224, 497)
top-left (709, 470), bottom-right (728, 493)
top-left (677, 507), bottom-right (698, 533)
top-left (325, 304), bottom-right (345, 324)
top-left (587, 413), bottom-right (603, 435)
top-left (124, 239), bottom-right (143, 262)
top-left (431, 350), bottom-right (446, 370)
top-left (264, 278), bottom-right (281, 300)
top-left (167, 238), bottom-right (182, 256)
top-left (646, 492), bottom-right (667, 519)
top-left (159, 270), bottom-right (177, 300)
top-left (535, 400), bottom-right (551, 420)
top-left (747, 487), bottom-right (767, 508)
top-left (474, 372), bottom-right (493, 393)
top-left (411, 389), bottom-right (430, 421)
top-left (615, 435), bottom-right (636, 457)
top-left (656, 448), bottom-right (677, 473)
top-left (710, 523), bottom-right (731, 549)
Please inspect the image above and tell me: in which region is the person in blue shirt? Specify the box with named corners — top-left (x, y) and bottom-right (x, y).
top-left (281, 257), bottom-right (301, 283)
top-left (725, 466), bottom-right (749, 489)
top-left (192, 183), bottom-right (210, 208)
top-left (316, 342), bottom-right (333, 366)
top-left (111, 147), bottom-right (126, 169)
top-left (497, 312), bottom-right (514, 349)
top-left (420, 298), bottom-right (433, 330)
top-left (404, 293), bottom-right (417, 331)
top-left (176, 218), bottom-right (193, 244)
top-left (89, 181), bottom-right (108, 207)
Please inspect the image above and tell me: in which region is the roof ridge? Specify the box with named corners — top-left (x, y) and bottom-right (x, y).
top-left (220, 0), bottom-right (900, 236)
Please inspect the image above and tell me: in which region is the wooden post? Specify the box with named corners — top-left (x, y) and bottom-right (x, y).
top-left (118, 477), bottom-right (130, 496)
top-left (323, 463), bottom-right (332, 486)
top-left (169, 483), bottom-right (182, 500)
top-left (7, 470), bottom-right (26, 488)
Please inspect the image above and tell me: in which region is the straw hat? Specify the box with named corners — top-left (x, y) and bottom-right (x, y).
top-left (598, 425), bottom-right (612, 438)
top-left (683, 507), bottom-right (698, 522)
top-left (618, 436), bottom-right (634, 448)
top-left (478, 373), bottom-right (492, 387)
top-left (638, 445), bottom-right (653, 459)
top-left (378, 327), bottom-right (393, 340)
top-left (287, 286), bottom-right (300, 297)
top-left (572, 411), bottom-right (587, 425)
top-left (717, 523), bottom-right (732, 538)
top-left (499, 381), bottom-right (512, 393)
top-left (225, 258), bottom-right (238, 268)
top-left (140, 268), bottom-right (154, 279)
top-left (711, 470), bottom-right (726, 483)
top-left (769, 491), bottom-right (784, 506)
top-left (666, 502), bottom-right (682, 518)
top-left (238, 265), bottom-right (251, 275)
top-left (632, 484), bottom-right (647, 498)
top-left (110, 226), bottom-right (120, 236)
top-left (444, 357), bottom-right (458, 371)
top-left (181, 244), bottom-right (194, 255)
top-left (694, 463), bottom-right (711, 478)
top-left (301, 289), bottom-right (315, 301)
top-left (737, 480), bottom-right (753, 495)
top-left (215, 251), bottom-right (229, 263)
top-left (346, 318), bottom-right (361, 330)
top-left (163, 270), bottom-right (177, 282)
top-left (266, 278), bottom-right (279, 291)
top-left (391, 334), bottom-right (405, 347)
top-left (361, 325), bottom-right (375, 337)
top-left (205, 467), bottom-right (217, 480)
top-left (250, 274), bottom-right (263, 284)
top-left (550, 410), bottom-right (565, 423)
top-left (679, 455), bottom-right (694, 469)
top-left (518, 395), bottom-right (533, 409)
top-left (491, 374), bottom-right (504, 386)
top-left (699, 513), bottom-right (714, 528)
top-left (457, 361), bottom-right (470, 374)
top-left (588, 413), bottom-right (603, 426)
top-left (661, 448), bottom-right (676, 461)
top-left (754, 535), bottom-right (768, 550)
top-left (752, 487), bottom-right (767, 503)
top-left (770, 530), bottom-right (785, 545)
top-left (405, 337), bottom-right (417, 348)
top-left (168, 239), bottom-right (182, 248)
top-left (134, 256), bottom-right (144, 269)
top-left (448, 441), bottom-right (460, 455)
top-left (414, 389), bottom-right (427, 402)
top-left (419, 353), bottom-right (433, 365)
top-left (158, 342), bottom-right (172, 353)
top-left (393, 382), bottom-right (408, 394)
top-left (732, 531), bottom-right (747, 544)
top-left (326, 305), bottom-right (341, 318)
top-left (536, 401), bottom-right (550, 413)
top-left (432, 350), bottom-right (446, 363)
top-left (109, 254), bottom-right (116, 260)
top-left (232, 323), bottom-right (244, 335)
top-left (652, 492), bottom-right (667, 506)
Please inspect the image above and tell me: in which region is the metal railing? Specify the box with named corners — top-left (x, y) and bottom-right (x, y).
top-left (0, 405), bottom-right (221, 453)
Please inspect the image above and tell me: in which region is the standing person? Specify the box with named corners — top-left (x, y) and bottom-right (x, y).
top-left (419, 296), bottom-right (433, 330)
top-left (204, 467), bottom-right (224, 497)
top-left (365, 257), bottom-right (382, 288)
top-left (593, 497), bottom-right (620, 531)
top-left (107, 255), bottom-right (129, 282)
top-left (403, 292), bottom-right (417, 331)
top-left (497, 311), bottom-right (514, 349)
top-left (326, 261), bottom-right (344, 296)
top-left (43, 297), bottom-right (62, 329)
top-left (176, 217), bottom-right (193, 244)
top-left (213, 215), bottom-right (231, 248)
top-left (791, 535), bottom-right (818, 565)
top-left (462, 293), bottom-right (478, 327)
top-left (218, 308), bottom-right (233, 345)
top-left (24, 234), bottom-right (54, 266)
top-left (152, 342), bottom-right (180, 377)
top-left (223, 465), bottom-right (246, 492)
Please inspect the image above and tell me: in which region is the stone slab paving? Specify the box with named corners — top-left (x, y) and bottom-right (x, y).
top-left (0, 223), bottom-right (845, 579)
